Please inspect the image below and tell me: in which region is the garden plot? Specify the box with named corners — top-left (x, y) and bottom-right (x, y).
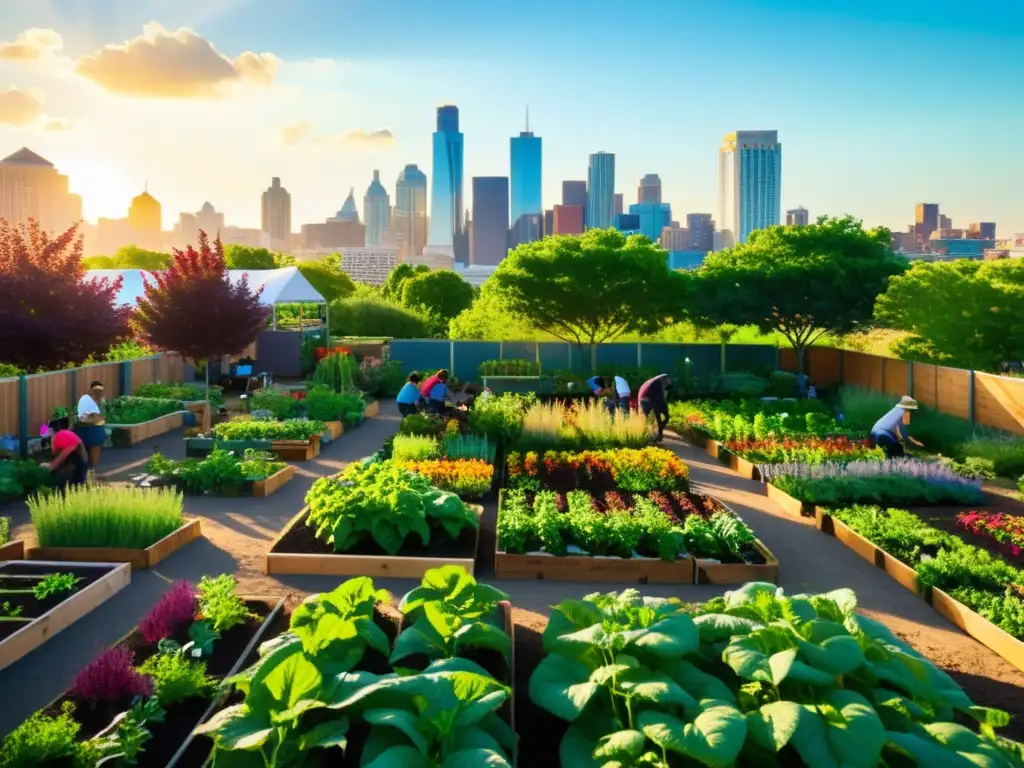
top-left (104, 396), bottom-right (188, 446)
top-left (133, 448), bottom-right (294, 498)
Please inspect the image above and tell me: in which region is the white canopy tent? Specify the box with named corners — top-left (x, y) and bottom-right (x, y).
top-left (86, 267), bottom-right (329, 330)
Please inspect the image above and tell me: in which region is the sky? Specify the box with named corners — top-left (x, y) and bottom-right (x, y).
top-left (0, 0), bottom-right (1022, 235)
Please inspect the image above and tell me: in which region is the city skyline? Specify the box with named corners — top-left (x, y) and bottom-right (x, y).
top-left (0, 1), bottom-right (1018, 235)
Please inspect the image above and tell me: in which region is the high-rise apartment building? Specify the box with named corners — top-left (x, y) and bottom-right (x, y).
top-left (363, 170), bottom-right (391, 246)
top-left (544, 209), bottom-right (554, 237)
top-left (335, 189), bottom-right (360, 222)
top-left (628, 202), bottom-right (672, 242)
top-left (562, 180), bottom-right (587, 206)
top-left (470, 177), bottom-right (509, 266)
top-left (686, 213), bottom-right (715, 252)
top-left (510, 111), bottom-right (542, 246)
top-left (586, 153), bottom-right (615, 229)
top-left (660, 224), bottom-right (690, 252)
top-left (786, 207), bottom-right (809, 226)
top-left (718, 130), bottom-right (782, 246)
top-left (637, 174), bottom-right (662, 204)
top-left (393, 164), bottom-right (428, 260)
top-left (0, 147), bottom-right (82, 232)
top-left (261, 177), bottom-right (291, 243)
top-left (914, 203), bottom-right (939, 241)
top-left (553, 204), bottom-right (584, 235)
top-left (428, 105), bottom-right (464, 256)
top-left (126, 188), bottom-right (162, 249)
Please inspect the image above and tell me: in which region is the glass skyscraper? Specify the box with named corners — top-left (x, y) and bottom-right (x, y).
top-left (586, 152), bottom-right (615, 229)
top-left (428, 105), bottom-right (464, 253)
top-left (510, 116), bottom-right (542, 243)
top-left (363, 169), bottom-right (390, 246)
top-left (718, 130), bottom-right (781, 246)
top-left (628, 202), bottom-right (672, 242)
top-left (471, 176), bottom-right (509, 266)
top-left (394, 164), bottom-right (427, 259)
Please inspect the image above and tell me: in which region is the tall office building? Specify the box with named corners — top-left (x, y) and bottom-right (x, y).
top-left (718, 130), bottom-right (782, 246)
top-left (261, 177), bottom-right (291, 243)
top-left (686, 213), bottom-right (715, 252)
top-left (428, 105), bottom-right (464, 256)
top-left (637, 174), bottom-right (662, 204)
top-left (127, 188), bottom-right (162, 249)
top-left (586, 152), bottom-right (615, 229)
top-left (914, 203), bottom-right (939, 241)
top-left (394, 164), bottom-right (428, 260)
top-left (553, 204), bottom-right (584, 235)
top-left (628, 202), bottom-right (671, 242)
top-left (970, 222), bottom-right (997, 239)
top-left (938, 214), bottom-right (952, 230)
top-left (786, 207), bottom-right (809, 226)
top-left (0, 147), bottom-right (82, 232)
top-left (510, 109), bottom-right (542, 246)
top-left (543, 209), bottom-right (554, 237)
top-left (562, 180), bottom-right (587, 228)
top-left (363, 170), bottom-right (391, 246)
top-left (614, 193), bottom-right (624, 217)
top-left (470, 177), bottom-right (509, 266)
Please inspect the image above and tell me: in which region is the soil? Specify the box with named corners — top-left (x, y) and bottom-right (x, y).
top-left (271, 516), bottom-right (478, 560)
top-left (0, 563), bottom-right (117, 641)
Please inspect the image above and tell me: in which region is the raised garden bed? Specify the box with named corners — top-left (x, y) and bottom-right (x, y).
top-left (252, 464), bottom-right (294, 497)
top-left (930, 588), bottom-right (1024, 673)
top-left (266, 504), bottom-right (483, 578)
top-left (184, 437), bottom-right (272, 458)
top-left (108, 411), bottom-right (186, 446)
top-left (694, 538), bottom-right (779, 584)
top-left (28, 518), bottom-right (202, 571)
top-left (0, 560), bottom-right (131, 671)
top-left (271, 436), bottom-right (320, 461)
top-left (364, 398), bottom-right (380, 418)
top-left (0, 537), bottom-right (25, 561)
top-left (495, 546), bottom-right (695, 584)
top-left (324, 420), bottom-right (344, 440)
top-left (765, 481), bottom-right (815, 518)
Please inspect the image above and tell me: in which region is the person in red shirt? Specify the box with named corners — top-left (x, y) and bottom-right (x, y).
top-left (418, 369), bottom-right (448, 398)
top-left (43, 428), bottom-right (89, 486)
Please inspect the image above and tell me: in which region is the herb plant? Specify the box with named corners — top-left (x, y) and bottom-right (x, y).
top-left (392, 433), bottom-right (441, 461)
top-left (0, 702), bottom-right (94, 768)
top-left (103, 396), bottom-right (184, 425)
top-left (0, 460), bottom-right (54, 503)
top-left (69, 646), bottom-right (153, 704)
top-left (196, 574), bottom-right (253, 634)
top-left (137, 652), bottom-right (215, 706)
top-left (212, 418), bottom-right (326, 441)
top-left (30, 572), bottom-right (80, 600)
top-left (134, 381), bottom-right (223, 405)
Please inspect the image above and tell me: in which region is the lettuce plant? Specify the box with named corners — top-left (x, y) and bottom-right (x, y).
top-left (529, 584), bottom-right (1024, 767)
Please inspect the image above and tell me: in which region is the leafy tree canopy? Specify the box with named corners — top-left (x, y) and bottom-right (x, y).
top-left (113, 245), bottom-right (172, 270)
top-left (329, 294), bottom-right (432, 338)
top-left (875, 258), bottom-right (1024, 371)
top-left (449, 285), bottom-right (539, 340)
top-left (488, 229), bottom-right (683, 349)
top-left (0, 219), bottom-right (130, 371)
top-left (296, 260), bottom-right (355, 303)
top-left (401, 269), bottom-right (474, 322)
top-left (134, 231), bottom-right (270, 364)
top-left (224, 244), bottom-right (293, 269)
top-left (689, 215), bottom-right (905, 376)
top-left (381, 263), bottom-right (429, 301)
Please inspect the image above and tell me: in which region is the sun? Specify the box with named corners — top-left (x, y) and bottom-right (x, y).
top-left (59, 153), bottom-right (141, 224)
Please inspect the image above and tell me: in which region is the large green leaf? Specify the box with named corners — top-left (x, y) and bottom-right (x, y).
top-left (543, 600), bottom-right (606, 652)
top-left (799, 635), bottom-right (865, 676)
top-left (297, 717), bottom-right (350, 752)
top-left (363, 745), bottom-right (429, 768)
top-left (529, 654), bottom-right (601, 721)
top-left (390, 622), bottom-right (449, 663)
top-left (455, 690), bottom-right (509, 729)
top-left (788, 690), bottom-right (885, 768)
top-left (692, 613), bottom-right (763, 644)
top-left (745, 701), bottom-right (804, 752)
top-left (560, 721), bottom-right (605, 768)
top-left (194, 705), bottom-right (272, 751)
top-left (661, 660), bottom-right (736, 704)
top-left (923, 722), bottom-right (1022, 767)
top-left (637, 699), bottom-right (747, 768)
top-left (454, 621), bottom-right (512, 659)
top-left (618, 669), bottom-right (698, 712)
top-left (258, 651), bottom-right (323, 720)
top-left (630, 615), bottom-right (699, 659)
top-left (440, 748), bottom-right (511, 768)
top-left (723, 582), bottom-right (779, 610)
top-left (593, 730), bottom-right (646, 761)
top-left (364, 708), bottom-right (429, 754)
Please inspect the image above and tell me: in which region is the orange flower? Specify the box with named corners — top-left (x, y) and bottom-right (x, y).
top-left (395, 459), bottom-right (494, 498)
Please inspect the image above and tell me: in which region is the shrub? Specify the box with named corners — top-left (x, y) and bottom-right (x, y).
top-left (139, 580), bottom-right (197, 644)
top-left (69, 646), bottom-right (152, 703)
top-left (328, 295), bottom-right (432, 338)
top-left (467, 393), bottom-right (534, 444)
top-left (303, 385), bottom-right (364, 423)
top-left (713, 371), bottom-right (767, 397)
top-left (478, 358), bottom-right (539, 376)
top-left (29, 485), bottom-right (185, 549)
top-left (957, 436), bottom-right (1024, 480)
top-left (354, 356), bottom-right (404, 396)
top-left (134, 382), bottom-right (223, 405)
top-left (310, 352), bottom-right (359, 393)
top-left (251, 388), bottom-right (301, 420)
top-left (399, 413), bottom-right (446, 437)
top-left (0, 702), bottom-right (89, 767)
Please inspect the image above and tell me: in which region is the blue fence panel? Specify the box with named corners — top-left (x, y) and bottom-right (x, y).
top-left (497, 341), bottom-right (538, 364)
top-left (452, 341), bottom-right (501, 381)
top-left (595, 344), bottom-right (641, 371)
top-left (725, 344), bottom-right (778, 375)
top-left (539, 343), bottom-right (572, 373)
top-left (638, 344), bottom-right (690, 377)
top-left (389, 340), bottom-right (450, 376)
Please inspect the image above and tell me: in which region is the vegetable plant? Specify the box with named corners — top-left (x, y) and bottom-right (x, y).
top-left (134, 381), bottom-right (223, 405)
top-left (139, 580), bottom-right (197, 643)
top-left (392, 433), bottom-right (441, 461)
top-left (145, 448), bottom-right (285, 495)
top-left (103, 396), bottom-right (184, 424)
top-left (507, 448), bottom-right (690, 494)
top-left (212, 418), bottom-right (326, 441)
top-left (399, 413), bottom-right (447, 437)
top-left (252, 388), bottom-right (302, 420)
top-left (196, 574), bottom-right (253, 634)
top-left (137, 651), bottom-right (216, 706)
top-left (69, 645), bottom-right (153, 704)
top-left (303, 385), bottom-right (365, 423)
top-left (0, 460), bottom-right (54, 502)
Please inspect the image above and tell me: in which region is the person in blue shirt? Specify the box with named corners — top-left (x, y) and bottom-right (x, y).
top-left (396, 373), bottom-right (423, 416)
top-left (871, 395), bottom-right (924, 458)
top-left (586, 375), bottom-right (606, 396)
top-left (424, 370), bottom-right (456, 415)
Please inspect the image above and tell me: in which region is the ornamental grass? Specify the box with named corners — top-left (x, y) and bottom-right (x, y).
top-left (29, 485), bottom-right (185, 549)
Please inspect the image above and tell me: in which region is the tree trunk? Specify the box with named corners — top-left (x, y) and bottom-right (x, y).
top-left (795, 344), bottom-right (807, 395)
top-left (590, 343), bottom-right (598, 373)
top-left (203, 362), bottom-right (212, 433)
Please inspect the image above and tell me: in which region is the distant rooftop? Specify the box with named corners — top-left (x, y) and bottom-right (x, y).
top-left (1, 147), bottom-right (53, 166)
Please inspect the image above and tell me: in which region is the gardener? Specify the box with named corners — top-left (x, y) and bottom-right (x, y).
top-left (638, 374), bottom-right (671, 441)
top-left (423, 369), bottom-right (456, 415)
top-left (43, 427), bottom-right (89, 487)
top-left (396, 372), bottom-right (424, 416)
top-left (612, 375), bottom-right (632, 414)
top-left (74, 380), bottom-right (107, 474)
top-left (585, 375), bottom-right (606, 396)
top-left (871, 395), bottom-right (924, 459)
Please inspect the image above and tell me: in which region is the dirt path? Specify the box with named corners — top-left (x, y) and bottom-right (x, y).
top-left (2, 404), bottom-right (1023, 742)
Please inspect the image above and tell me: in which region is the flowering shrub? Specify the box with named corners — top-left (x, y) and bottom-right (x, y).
top-left (139, 580), bottom-right (197, 643)
top-left (506, 448), bottom-right (689, 493)
top-left (724, 436), bottom-right (883, 465)
top-left (957, 510), bottom-right (1024, 558)
top-left (69, 646), bottom-right (152, 703)
top-left (395, 459), bottom-right (494, 499)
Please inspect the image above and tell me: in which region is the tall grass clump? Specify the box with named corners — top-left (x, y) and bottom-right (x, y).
top-left (571, 400), bottom-right (653, 448)
top-left (391, 434), bottom-right (440, 462)
top-left (30, 485), bottom-right (185, 549)
top-left (521, 402), bottom-right (565, 446)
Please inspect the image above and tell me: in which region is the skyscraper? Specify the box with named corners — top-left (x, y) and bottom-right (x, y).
top-left (510, 108), bottom-right (542, 246)
top-left (261, 177), bottom-right (291, 243)
top-left (637, 174), bottom-right (662, 204)
top-left (628, 202), bottom-right (671, 242)
top-left (470, 177), bottom-right (509, 266)
top-left (562, 180), bottom-right (587, 206)
top-left (0, 147), bottom-right (82, 232)
top-left (553, 205), bottom-right (584, 235)
top-left (128, 189), bottom-right (161, 236)
top-left (718, 130), bottom-right (782, 246)
top-left (586, 152), bottom-right (615, 229)
top-left (428, 105), bottom-right (464, 256)
top-left (394, 164), bottom-right (428, 260)
top-left (914, 203), bottom-right (939, 241)
top-left (614, 193), bottom-right (624, 217)
top-left (335, 189), bottom-right (360, 222)
top-left (686, 213), bottom-right (715, 252)
top-left (363, 170), bottom-right (391, 246)
top-left (786, 207), bottom-right (809, 226)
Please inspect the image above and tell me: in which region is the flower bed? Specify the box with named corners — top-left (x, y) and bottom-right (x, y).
top-left (266, 459), bottom-right (483, 577)
top-left (723, 436), bottom-right (883, 465)
top-left (138, 449), bottom-right (292, 498)
top-left (528, 582), bottom-right (1022, 766)
top-left (194, 569), bottom-right (516, 767)
top-left (957, 510), bottom-right (1024, 559)
top-left (506, 447), bottom-right (689, 494)
top-left (0, 560), bottom-right (131, 671)
top-left (395, 458), bottom-right (494, 500)
top-left (0, 575), bottom-right (284, 767)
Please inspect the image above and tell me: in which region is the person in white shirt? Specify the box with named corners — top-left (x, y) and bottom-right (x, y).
top-left (871, 395), bottom-right (923, 459)
top-left (611, 375), bottom-right (631, 415)
top-left (74, 380), bottom-right (107, 470)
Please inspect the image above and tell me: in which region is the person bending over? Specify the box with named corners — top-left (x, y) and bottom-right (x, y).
top-left (871, 395), bottom-right (924, 459)
top-left (396, 373), bottom-right (424, 416)
top-left (43, 428), bottom-right (89, 487)
top-left (423, 369), bottom-right (456, 415)
top-left (638, 373), bottom-right (671, 441)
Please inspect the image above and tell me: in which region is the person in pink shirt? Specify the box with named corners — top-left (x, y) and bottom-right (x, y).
top-left (419, 370), bottom-right (444, 397)
top-left (43, 428), bottom-right (89, 486)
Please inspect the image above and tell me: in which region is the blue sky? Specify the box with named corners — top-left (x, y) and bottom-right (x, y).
top-left (1, 0), bottom-right (1022, 235)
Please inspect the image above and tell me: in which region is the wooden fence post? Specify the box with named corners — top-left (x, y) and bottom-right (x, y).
top-left (449, 340), bottom-right (455, 378)
top-left (968, 370), bottom-right (976, 426)
top-left (636, 343), bottom-right (642, 368)
top-left (18, 375), bottom-right (28, 459)
top-left (907, 362), bottom-right (914, 397)
top-left (68, 367), bottom-right (77, 410)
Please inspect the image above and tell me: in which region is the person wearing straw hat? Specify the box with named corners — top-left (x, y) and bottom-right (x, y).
top-left (871, 395), bottom-right (924, 459)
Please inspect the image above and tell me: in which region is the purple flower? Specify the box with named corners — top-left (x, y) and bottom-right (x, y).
top-left (70, 646), bottom-right (153, 704)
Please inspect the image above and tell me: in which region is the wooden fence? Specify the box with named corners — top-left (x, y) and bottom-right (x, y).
top-left (0, 354), bottom-right (185, 442)
top-left (780, 347), bottom-right (1024, 435)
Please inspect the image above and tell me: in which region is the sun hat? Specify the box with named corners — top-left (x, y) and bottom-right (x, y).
top-left (897, 395), bottom-right (918, 410)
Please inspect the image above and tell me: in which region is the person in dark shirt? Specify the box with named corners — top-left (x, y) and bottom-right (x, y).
top-left (638, 374), bottom-right (671, 441)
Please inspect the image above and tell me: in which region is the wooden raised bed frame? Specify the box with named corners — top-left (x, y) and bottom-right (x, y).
top-left (271, 437), bottom-right (320, 461)
top-left (364, 399), bottom-right (380, 419)
top-left (325, 421), bottom-right (344, 440)
top-left (0, 560), bottom-right (131, 671)
top-left (107, 411), bottom-right (186, 446)
top-left (0, 538), bottom-right (25, 561)
top-left (930, 588), bottom-right (1024, 674)
top-left (28, 518), bottom-right (202, 571)
top-left (252, 465), bottom-right (295, 498)
top-left (694, 540), bottom-right (779, 585)
top-left (265, 505), bottom-right (483, 578)
top-left (765, 482), bottom-right (815, 518)
top-left (494, 546), bottom-right (695, 584)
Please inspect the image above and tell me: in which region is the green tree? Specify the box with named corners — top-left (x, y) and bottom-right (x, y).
top-left (83, 255), bottom-right (115, 269)
top-left (401, 269), bottom-right (474, 322)
top-left (488, 229), bottom-right (683, 366)
top-left (224, 245), bottom-right (293, 269)
top-left (381, 263), bottom-right (429, 301)
top-left (296, 261), bottom-right (355, 303)
top-left (875, 259), bottom-right (1024, 371)
top-left (328, 294), bottom-right (431, 338)
top-left (689, 216), bottom-right (905, 381)
top-left (112, 245), bottom-right (172, 269)
top-left (449, 286), bottom-right (539, 340)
